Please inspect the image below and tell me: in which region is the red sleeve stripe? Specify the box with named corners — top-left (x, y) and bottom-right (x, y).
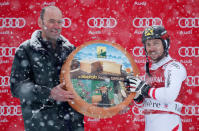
top-left (149, 88), bottom-right (157, 99)
top-left (152, 88), bottom-right (157, 99)
top-left (148, 88), bottom-right (153, 97)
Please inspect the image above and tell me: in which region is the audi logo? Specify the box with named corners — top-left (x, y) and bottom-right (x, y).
top-left (178, 47), bottom-right (199, 57)
top-left (0, 105), bottom-right (22, 116)
top-left (0, 18), bottom-right (26, 28)
top-left (181, 106), bottom-right (199, 116)
top-left (0, 76), bottom-right (10, 87)
top-left (131, 106), bottom-right (144, 115)
top-left (178, 18), bottom-right (199, 28)
top-left (62, 17), bottom-right (71, 28)
top-left (132, 46), bottom-right (145, 57)
top-left (185, 76), bottom-right (199, 87)
top-left (0, 47), bottom-right (17, 57)
top-left (131, 106), bottom-right (199, 116)
top-left (87, 17), bottom-right (117, 28)
top-left (132, 17), bottom-right (162, 28)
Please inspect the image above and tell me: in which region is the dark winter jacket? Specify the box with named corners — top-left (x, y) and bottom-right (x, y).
top-left (10, 30), bottom-right (84, 131)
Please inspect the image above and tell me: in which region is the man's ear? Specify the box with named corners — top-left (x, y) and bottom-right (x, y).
top-left (38, 17), bottom-right (42, 28)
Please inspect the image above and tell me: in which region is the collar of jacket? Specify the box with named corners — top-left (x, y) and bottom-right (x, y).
top-left (29, 30), bottom-right (73, 51)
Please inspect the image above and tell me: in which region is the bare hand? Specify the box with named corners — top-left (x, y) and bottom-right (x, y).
top-left (50, 82), bottom-right (75, 102)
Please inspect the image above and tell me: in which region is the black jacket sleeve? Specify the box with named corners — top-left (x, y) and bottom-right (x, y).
top-left (10, 42), bottom-right (51, 104)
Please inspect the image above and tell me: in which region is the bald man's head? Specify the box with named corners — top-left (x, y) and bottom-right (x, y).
top-left (40, 6), bottom-right (62, 21)
top-left (38, 6), bottom-right (63, 43)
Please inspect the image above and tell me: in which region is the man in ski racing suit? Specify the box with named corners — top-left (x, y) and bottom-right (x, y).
top-left (127, 26), bottom-right (187, 131)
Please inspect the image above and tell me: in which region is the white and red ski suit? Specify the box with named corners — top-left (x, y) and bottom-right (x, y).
top-left (136, 55), bottom-right (187, 131)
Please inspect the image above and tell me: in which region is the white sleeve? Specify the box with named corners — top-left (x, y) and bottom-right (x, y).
top-left (148, 61), bottom-right (187, 103)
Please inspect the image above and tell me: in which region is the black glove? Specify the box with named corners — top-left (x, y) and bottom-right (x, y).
top-left (133, 94), bottom-right (144, 103)
top-left (126, 76), bottom-right (151, 98)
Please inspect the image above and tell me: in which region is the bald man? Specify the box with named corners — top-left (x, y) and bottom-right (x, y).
top-left (10, 6), bottom-right (84, 131)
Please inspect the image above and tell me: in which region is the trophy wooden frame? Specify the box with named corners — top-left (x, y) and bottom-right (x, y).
top-left (60, 40), bottom-right (139, 118)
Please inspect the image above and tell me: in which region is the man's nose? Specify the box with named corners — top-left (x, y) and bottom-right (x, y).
top-left (52, 21), bottom-right (63, 28)
top-left (148, 45), bottom-right (156, 51)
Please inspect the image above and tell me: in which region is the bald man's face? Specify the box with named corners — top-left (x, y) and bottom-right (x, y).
top-left (40, 7), bottom-right (63, 42)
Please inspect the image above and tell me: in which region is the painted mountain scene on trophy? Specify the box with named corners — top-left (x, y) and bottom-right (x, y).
top-left (70, 43), bottom-right (133, 107)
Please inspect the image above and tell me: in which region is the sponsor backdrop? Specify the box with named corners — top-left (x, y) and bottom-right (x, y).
top-left (0, 0), bottom-right (199, 131)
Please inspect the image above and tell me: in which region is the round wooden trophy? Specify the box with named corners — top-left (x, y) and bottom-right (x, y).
top-left (60, 40), bottom-right (139, 118)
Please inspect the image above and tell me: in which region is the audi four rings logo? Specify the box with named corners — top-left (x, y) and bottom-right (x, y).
top-left (132, 106), bottom-right (144, 115)
top-left (186, 76), bottom-right (199, 87)
top-left (131, 106), bottom-right (199, 116)
top-left (62, 17), bottom-right (71, 28)
top-left (0, 47), bottom-right (17, 57)
top-left (132, 17), bottom-right (162, 28)
top-left (87, 17), bottom-right (117, 28)
top-left (132, 46), bottom-right (145, 57)
top-left (0, 18), bottom-right (26, 28)
top-left (0, 76), bottom-right (10, 86)
top-left (0, 105), bottom-right (22, 116)
top-left (181, 106), bottom-right (199, 116)
top-left (178, 47), bottom-right (199, 57)
top-left (178, 18), bottom-right (199, 28)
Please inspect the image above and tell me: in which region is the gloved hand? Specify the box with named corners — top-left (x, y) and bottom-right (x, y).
top-left (124, 76), bottom-right (151, 102)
